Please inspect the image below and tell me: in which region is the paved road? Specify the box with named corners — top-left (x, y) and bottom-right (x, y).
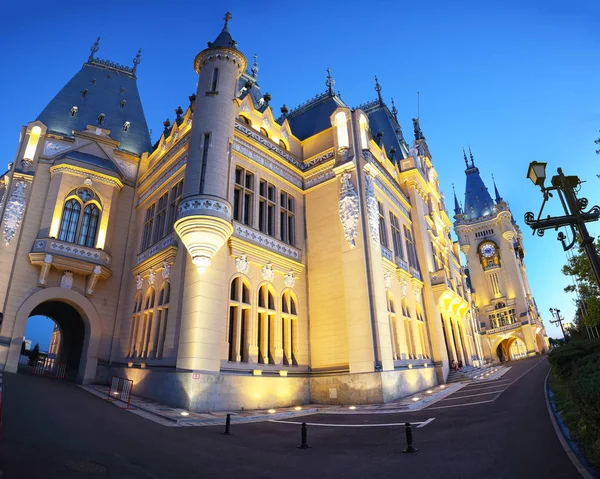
top-left (0, 356), bottom-right (580, 478)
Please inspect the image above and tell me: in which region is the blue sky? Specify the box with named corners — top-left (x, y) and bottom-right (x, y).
top-left (1, 0), bottom-right (599, 342)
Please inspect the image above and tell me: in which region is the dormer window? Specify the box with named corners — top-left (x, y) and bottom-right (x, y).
top-left (279, 139), bottom-right (287, 150)
top-left (120, 100), bottom-right (126, 108)
top-left (70, 106), bottom-right (79, 117)
top-left (97, 113), bottom-right (105, 125)
top-left (260, 127), bottom-right (269, 138)
top-left (91, 79), bottom-right (97, 84)
top-left (106, 73), bottom-right (111, 79)
top-left (81, 89), bottom-right (88, 98)
top-left (123, 121), bottom-right (130, 131)
top-left (120, 87), bottom-right (125, 93)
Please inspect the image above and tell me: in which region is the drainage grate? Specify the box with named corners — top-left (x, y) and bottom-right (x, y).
top-left (64, 460), bottom-right (108, 474)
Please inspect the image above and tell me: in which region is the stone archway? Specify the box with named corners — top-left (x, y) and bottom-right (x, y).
top-left (4, 287), bottom-right (101, 383)
top-left (495, 336), bottom-right (527, 362)
top-left (535, 332), bottom-right (546, 354)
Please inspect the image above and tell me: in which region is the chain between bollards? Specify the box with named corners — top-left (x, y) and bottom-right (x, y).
top-left (297, 422), bottom-right (310, 449)
top-left (403, 422), bottom-right (418, 453)
top-left (223, 413), bottom-right (232, 435)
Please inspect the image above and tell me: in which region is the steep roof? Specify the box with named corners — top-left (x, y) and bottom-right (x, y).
top-left (359, 100), bottom-right (409, 162)
top-left (282, 92), bottom-right (346, 141)
top-left (37, 59), bottom-right (151, 156)
top-left (463, 164), bottom-right (495, 220)
top-left (55, 151), bottom-right (122, 178)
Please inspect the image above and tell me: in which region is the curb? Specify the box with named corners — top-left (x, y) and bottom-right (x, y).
top-left (544, 371), bottom-right (598, 479)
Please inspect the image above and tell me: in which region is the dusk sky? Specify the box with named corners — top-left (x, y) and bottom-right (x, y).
top-left (2, 0), bottom-right (599, 345)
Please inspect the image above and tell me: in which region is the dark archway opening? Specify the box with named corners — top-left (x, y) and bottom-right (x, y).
top-left (20, 301), bottom-right (85, 381)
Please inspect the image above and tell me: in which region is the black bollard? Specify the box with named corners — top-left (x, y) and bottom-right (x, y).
top-left (403, 422), bottom-right (418, 453)
top-left (223, 413), bottom-right (232, 435)
top-left (297, 422), bottom-right (310, 449)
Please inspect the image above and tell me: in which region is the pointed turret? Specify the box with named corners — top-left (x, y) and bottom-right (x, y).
top-left (36, 37), bottom-right (151, 155)
top-left (492, 174), bottom-right (503, 204)
top-left (208, 12), bottom-right (237, 49)
top-left (453, 184), bottom-right (463, 216)
top-left (463, 149), bottom-right (495, 220)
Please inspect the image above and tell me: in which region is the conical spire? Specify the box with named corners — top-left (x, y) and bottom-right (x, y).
top-left (463, 150), bottom-right (495, 220)
top-left (209, 12), bottom-right (237, 49)
top-left (453, 184), bottom-right (463, 216)
top-left (492, 174), bottom-right (503, 203)
top-left (375, 75), bottom-right (383, 105)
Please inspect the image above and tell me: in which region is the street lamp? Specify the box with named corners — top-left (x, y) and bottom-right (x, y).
top-left (524, 163), bottom-right (600, 287)
top-left (549, 308), bottom-right (568, 342)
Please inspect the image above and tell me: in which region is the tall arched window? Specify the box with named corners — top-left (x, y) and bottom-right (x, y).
top-left (228, 276), bottom-right (251, 362)
top-left (137, 288), bottom-right (155, 359)
top-left (152, 281), bottom-right (171, 359)
top-left (257, 284), bottom-right (276, 364)
top-left (416, 305), bottom-right (430, 359)
top-left (58, 187), bottom-right (102, 247)
top-left (128, 292), bottom-right (143, 357)
top-left (401, 297), bottom-right (416, 359)
top-left (387, 292), bottom-right (400, 360)
top-left (281, 290), bottom-right (298, 366)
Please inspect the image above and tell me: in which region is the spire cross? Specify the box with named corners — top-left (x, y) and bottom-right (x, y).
top-left (89, 36), bottom-right (100, 62)
top-left (325, 68), bottom-right (335, 96)
top-left (132, 48), bottom-right (142, 75)
top-left (251, 53), bottom-right (259, 78)
top-left (375, 75), bottom-right (383, 104)
top-left (223, 12), bottom-right (232, 31)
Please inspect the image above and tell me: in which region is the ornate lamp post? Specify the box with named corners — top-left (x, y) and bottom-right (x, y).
top-left (524, 162), bottom-right (600, 287)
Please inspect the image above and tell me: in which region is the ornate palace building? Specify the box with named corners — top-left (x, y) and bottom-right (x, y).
top-left (453, 152), bottom-right (549, 362)
top-left (0, 13), bottom-right (546, 411)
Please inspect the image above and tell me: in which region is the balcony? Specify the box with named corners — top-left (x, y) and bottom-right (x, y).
top-left (485, 322), bottom-right (521, 335)
top-left (381, 245), bottom-right (393, 262)
top-left (396, 257), bottom-right (410, 273)
top-left (411, 267), bottom-right (422, 281)
top-left (430, 269), bottom-right (448, 286)
top-left (137, 232), bottom-right (177, 265)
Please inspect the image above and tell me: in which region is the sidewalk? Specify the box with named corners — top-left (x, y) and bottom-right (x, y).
top-left (79, 365), bottom-right (509, 427)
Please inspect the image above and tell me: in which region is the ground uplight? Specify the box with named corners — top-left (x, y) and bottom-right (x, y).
top-left (294, 406), bottom-right (302, 411)
top-left (349, 406), bottom-right (357, 410)
top-left (426, 390), bottom-right (433, 394)
top-left (180, 411), bottom-right (189, 416)
top-left (412, 397), bottom-right (420, 402)
top-left (268, 409), bottom-right (276, 414)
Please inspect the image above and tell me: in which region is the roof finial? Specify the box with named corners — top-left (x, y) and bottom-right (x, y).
top-left (326, 68), bottom-right (335, 96)
top-left (132, 48), bottom-right (142, 75)
top-left (469, 146), bottom-right (475, 168)
top-left (374, 75), bottom-right (383, 105)
top-left (453, 183), bottom-right (463, 216)
top-left (89, 37), bottom-right (100, 62)
top-left (223, 12), bottom-right (232, 32)
top-left (492, 174), bottom-right (503, 203)
top-left (463, 148), bottom-right (469, 168)
top-left (251, 54), bottom-right (259, 79)
top-left (391, 97), bottom-right (398, 121)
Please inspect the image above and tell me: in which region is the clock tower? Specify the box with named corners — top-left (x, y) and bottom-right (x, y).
top-left (453, 150), bottom-right (548, 362)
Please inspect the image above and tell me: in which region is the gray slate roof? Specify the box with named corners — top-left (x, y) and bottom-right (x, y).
top-left (463, 165), bottom-right (495, 220)
top-left (365, 105), bottom-right (408, 162)
top-left (55, 150), bottom-right (122, 179)
top-left (37, 61), bottom-right (151, 156)
top-left (284, 93), bottom-right (346, 141)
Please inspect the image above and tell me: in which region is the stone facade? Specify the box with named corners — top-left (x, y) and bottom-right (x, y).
top-left (0, 14), bottom-right (501, 411)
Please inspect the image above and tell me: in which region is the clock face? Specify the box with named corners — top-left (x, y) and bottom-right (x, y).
top-left (481, 243), bottom-right (496, 258)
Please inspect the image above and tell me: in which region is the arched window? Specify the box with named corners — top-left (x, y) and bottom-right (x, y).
top-left (152, 281), bottom-right (171, 359)
top-left (279, 139), bottom-right (288, 150)
top-left (228, 276), bottom-right (251, 362)
top-left (257, 283), bottom-right (276, 364)
top-left (136, 288), bottom-right (155, 359)
top-left (387, 292), bottom-right (400, 360)
top-left (57, 187), bottom-right (102, 248)
top-left (239, 115), bottom-right (251, 126)
top-left (128, 292), bottom-right (143, 357)
top-left (401, 297), bottom-right (416, 359)
top-left (260, 127), bottom-right (269, 138)
top-left (281, 290), bottom-right (298, 365)
top-left (416, 305), bottom-right (430, 359)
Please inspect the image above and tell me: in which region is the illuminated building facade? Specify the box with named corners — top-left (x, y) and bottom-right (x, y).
top-left (453, 153), bottom-right (549, 362)
top-left (0, 14), bottom-right (485, 410)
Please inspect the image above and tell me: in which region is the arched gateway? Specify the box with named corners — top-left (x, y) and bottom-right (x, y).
top-left (4, 287), bottom-right (101, 383)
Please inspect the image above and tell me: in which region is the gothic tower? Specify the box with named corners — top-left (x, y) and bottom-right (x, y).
top-left (454, 151), bottom-right (548, 362)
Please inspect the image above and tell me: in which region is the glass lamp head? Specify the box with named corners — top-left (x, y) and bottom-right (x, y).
top-left (527, 161), bottom-right (547, 188)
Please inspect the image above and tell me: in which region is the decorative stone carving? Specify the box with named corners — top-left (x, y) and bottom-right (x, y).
top-left (44, 254), bottom-right (53, 264)
top-left (136, 274), bottom-right (143, 290)
top-left (261, 262), bottom-right (274, 282)
top-left (162, 261), bottom-right (171, 279)
top-left (235, 254), bottom-right (249, 274)
top-left (281, 130), bottom-right (289, 140)
top-left (3, 180), bottom-right (28, 246)
top-left (415, 287), bottom-right (422, 303)
top-left (179, 198), bottom-right (231, 217)
top-left (38, 254), bottom-right (53, 286)
top-left (148, 268), bottom-right (156, 286)
top-left (338, 171), bottom-right (359, 248)
top-left (400, 280), bottom-right (408, 296)
top-left (241, 104), bottom-right (250, 113)
top-left (43, 141), bottom-right (69, 157)
top-left (20, 157), bottom-right (34, 169)
top-left (428, 167), bottom-right (435, 183)
top-left (384, 271), bottom-right (392, 289)
top-left (262, 117), bottom-right (270, 127)
top-left (284, 270), bottom-right (295, 288)
top-left (364, 173), bottom-right (380, 248)
top-left (87, 265), bottom-right (102, 295)
top-left (61, 271), bottom-right (73, 289)
top-left (84, 177), bottom-right (93, 187)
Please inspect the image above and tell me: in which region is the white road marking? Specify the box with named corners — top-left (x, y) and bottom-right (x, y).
top-left (425, 399), bottom-right (495, 410)
top-left (438, 390), bottom-right (506, 401)
top-left (269, 418), bottom-right (435, 428)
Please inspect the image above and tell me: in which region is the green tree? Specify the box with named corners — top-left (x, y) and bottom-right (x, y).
top-left (29, 343), bottom-right (40, 364)
top-left (562, 237), bottom-right (600, 329)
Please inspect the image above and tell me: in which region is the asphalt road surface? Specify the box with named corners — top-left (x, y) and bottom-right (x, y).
top-left (0, 356), bottom-right (580, 478)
